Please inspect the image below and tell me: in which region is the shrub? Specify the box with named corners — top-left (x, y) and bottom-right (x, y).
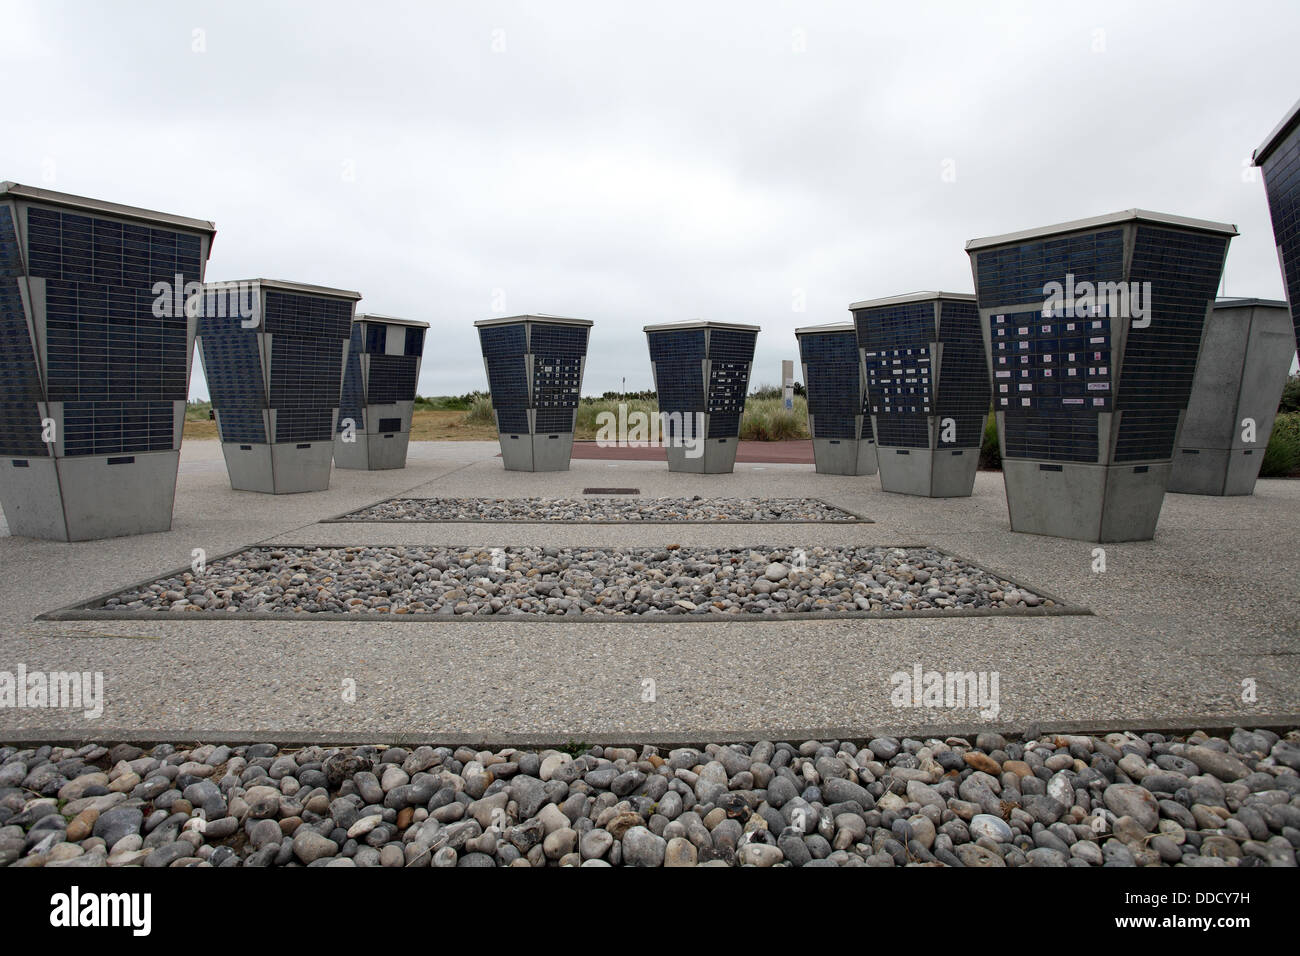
top-left (979, 412), bottom-right (1001, 471)
top-left (740, 396), bottom-right (809, 440)
top-left (1261, 412), bottom-right (1300, 478)
top-left (749, 384), bottom-right (804, 403)
top-left (462, 393), bottom-right (495, 425)
top-left (1280, 375), bottom-right (1300, 414)
top-left (418, 391), bottom-right (489, 411)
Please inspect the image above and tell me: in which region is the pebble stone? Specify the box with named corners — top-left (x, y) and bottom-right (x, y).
top-left (0, 728), bottom-right (1294, 867)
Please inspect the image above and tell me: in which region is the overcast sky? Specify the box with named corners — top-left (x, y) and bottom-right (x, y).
top-left (3, 0), bottom-right (1297, 399)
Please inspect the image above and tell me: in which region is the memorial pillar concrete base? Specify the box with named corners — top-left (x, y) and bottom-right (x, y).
top-left (1168, 448), bottom-right (1264, 496)
top-left (813, 438), bottom-right (878, 476)
top-left (333, 433), bottom-right (412, 471)
top-left (530, 432), bottom-right (574, 471)
top-left (498, 433), bottom-right (534, 471)
top-left (877, 446), bottom-right (977, 497)
top-left (1002, 458), bottom-right (1170, 542)
top-left (221, 442), bottom-right (334, 494)
top-left (665, 437), bottom-right (739, 474)
top-left (0, 450), bottom-right (181, 541)
top-left (856, 439), bottom-right (879, 477)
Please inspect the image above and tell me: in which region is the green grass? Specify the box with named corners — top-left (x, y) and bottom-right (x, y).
top-left (417, 391), bottom-right (488, 411)
top-left (462, 393), bottom-right (495, 425)
top-left (738, 396), bottom-right (809, 441)
top-left (575, 397), bottom-right (659, 436)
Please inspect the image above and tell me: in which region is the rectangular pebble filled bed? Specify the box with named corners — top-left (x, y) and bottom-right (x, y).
top-left (42, 545), bottom-right (1083, 620)
top-left (325, 496), bottom-right (867, 523)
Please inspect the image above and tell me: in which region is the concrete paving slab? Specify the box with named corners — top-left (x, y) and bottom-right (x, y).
top-left (0, 439), bottom-right (1296, 743)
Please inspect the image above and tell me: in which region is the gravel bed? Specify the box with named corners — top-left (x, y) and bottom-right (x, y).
top-left (91, 545), bottom-right (1058, 617)
top-left (332, 496), bottom-right (862, 523)
top-left (4, 729), bottom-right (1296, 867)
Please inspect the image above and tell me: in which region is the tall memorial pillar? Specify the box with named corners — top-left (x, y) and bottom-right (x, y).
top-left (795, 323), bottom-right (877, 475)
top-left (0, 183), bottom-right (215, 540)
top-left (967, 210), bottom-right (1236, 541)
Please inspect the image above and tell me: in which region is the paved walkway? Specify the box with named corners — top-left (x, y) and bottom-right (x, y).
top-left (0, 439), bottom-right (1297, 743)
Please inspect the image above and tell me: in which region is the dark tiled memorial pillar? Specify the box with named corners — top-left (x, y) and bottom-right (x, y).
top-left (334, 313), bottom-right (428, 470)
top-left (0, 182), bottom-right (215, 540)
top-left (853, 292), bottom-right (989, 497)
top-left (795, 322), bottom-right (877, 475)
top-left (966, 210), bottom-right (1236, 541)
top-left (1253, 98), bottom-right (1300, 358)
top-left (644, 320), bottom-right (759, 474)
top-left (475, 314), bottom-right (592, 471)
top-left (197, 279), bottom-right (359, 494)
